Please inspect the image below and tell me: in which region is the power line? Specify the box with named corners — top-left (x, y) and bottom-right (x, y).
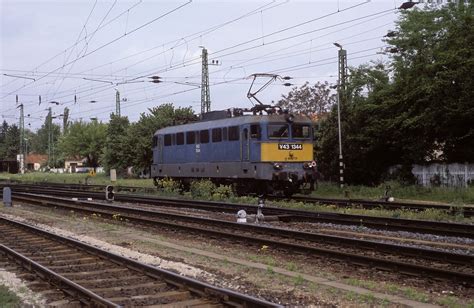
top-left (2, 1), bottom-right (381, 112)
top-left (44, 0), bottom-right (99, 100)
top-left (126, 7), bottom-right (396, 85)
top-left (1, 0), bottom-right (144, 90)
top-left (42, 0), bottom-right (286, 104)
top-left (1, 0), bottom-right (192, 100)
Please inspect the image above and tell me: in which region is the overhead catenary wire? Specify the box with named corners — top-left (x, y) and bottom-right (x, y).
top-left (44, 0), bottom-right (288, 103)
top-left (47, 0), bottom-right (118, 102)
top-left (44, 0), bottom-right (100, 100)
top-left (0, 0), bottom-right (144, 90)
top-left (1, 12), bottom-right (392, 106)
top-left (3, 1), bottom-right (382, 107)
top-left (2, 2), bottom-right (402, 126)
top-left (0, 0), bottom-right (192, 100)
top-left (65, 47), bottom-right (384, 121)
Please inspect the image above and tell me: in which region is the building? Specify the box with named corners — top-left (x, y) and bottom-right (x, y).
top-left (64, 156), bottom-right (87, 173)
top-left (25, 154), bottom-right (48, 171)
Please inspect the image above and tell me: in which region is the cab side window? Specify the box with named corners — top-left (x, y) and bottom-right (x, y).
top-left (164, 134), bottom-right (172, 146)
top-left (200, 130), bottom-right (209, 143)
top-left (186, 131), bottom-right (195, 144)
top-left (250, 124), bottom-right (261, 139)
top-left (212, 128), bottom-right (222, 142)
top-left (176, 132), bottom-right (184, 145)
top-left (228, 126), bottom-right (239, 141)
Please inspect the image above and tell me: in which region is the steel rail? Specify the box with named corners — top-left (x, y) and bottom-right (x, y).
top-left (4, 184), bottom-right (473, 239)
top-left (0, 216), bottom-right (280, 307)
top-left (2, 181), bottom-right (472, 216)
top-left (10, 193), bottom-right (474, 285)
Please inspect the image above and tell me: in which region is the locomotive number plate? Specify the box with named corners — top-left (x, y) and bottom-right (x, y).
top-left (278, 143), bottom-right (303, 150)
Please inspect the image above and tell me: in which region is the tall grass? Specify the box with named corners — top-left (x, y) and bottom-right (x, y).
top-left (0, 172), bottom-right (155, 188)
top-left (313, 181), bottom-right (474, 205)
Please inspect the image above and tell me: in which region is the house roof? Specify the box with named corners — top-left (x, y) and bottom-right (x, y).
top-left (26, 153), bottom-right (48, 164)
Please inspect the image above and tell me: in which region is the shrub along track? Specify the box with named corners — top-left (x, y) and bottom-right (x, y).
top-left (7, 192), bottom-right (474, 287)
top-left (2, 183), bottom-right (473, 239)
top-left (0, 216), bottom-right (278, 307)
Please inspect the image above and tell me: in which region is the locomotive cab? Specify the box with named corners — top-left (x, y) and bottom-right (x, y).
top-left (258, 116), bottom-right (315, 195)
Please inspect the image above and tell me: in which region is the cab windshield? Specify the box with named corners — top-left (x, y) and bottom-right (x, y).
top-left (267, 124), bottom-right (289, 139)
top-left (292, 124), bottom-right (311, 139)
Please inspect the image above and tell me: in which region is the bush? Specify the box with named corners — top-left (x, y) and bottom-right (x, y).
top-left (190, 179), bottom-right (234, 200)
top-left (190, 179), bottom-right (216, 199)
top-left (212, 184), bottom-right (234, 200)
top-left (158, 177), bottom-right (181, 194)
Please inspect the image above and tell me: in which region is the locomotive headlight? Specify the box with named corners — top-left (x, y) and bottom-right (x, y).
top-left (273, 163), bottom-right (283, 170)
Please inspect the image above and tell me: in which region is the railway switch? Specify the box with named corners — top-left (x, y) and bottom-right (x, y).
top-left (105, 185), bottom-right (115, 202)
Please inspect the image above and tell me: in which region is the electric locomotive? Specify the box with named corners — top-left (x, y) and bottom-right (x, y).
top-left (151, 105), bottom-right (316, 196)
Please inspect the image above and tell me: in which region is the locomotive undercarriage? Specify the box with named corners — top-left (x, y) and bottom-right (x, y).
top-left (151, 161), bottom-right (315, 197)
top-left (153, 175), bottom-right (313, 197)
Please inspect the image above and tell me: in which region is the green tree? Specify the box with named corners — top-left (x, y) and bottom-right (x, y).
top-left (317, 62), bottom-right (395, 184)
top-left (127, 103), bottom-right (196, 173)
top-left (385, 2), bottom-right (474, 162)
top-left (1, 123), bottom-right (20, 159)
top-left (58, 120), bottom-right (107, 169)
top-left (316, 3), bottom-right (474, 185)
top-left (278, 81), bottom-right (335, 115)
top-left (102, 114), bottom-right (132, 173)
top-left (29, 113), bottom-right (61, 155)
top-left (0, 121), bottom-right (9, 159)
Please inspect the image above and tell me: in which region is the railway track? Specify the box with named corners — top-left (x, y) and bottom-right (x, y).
top-left (287, 195), bottom-right (474, 218)
top-left (7, 192), bottom-right (474, 286)
top-left (0, 216), bottom-right (277, 307)
top-left (3, 183), bottom-right (473, 239)
top-left (2, 181), bottom-right (472, 217)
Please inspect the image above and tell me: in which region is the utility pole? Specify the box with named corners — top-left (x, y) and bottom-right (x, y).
top-left (334, 43), bottom-right (347, 189)
top-left (47, 107), bottom-right (52, 168)
top-left (17, 95), bottom-right (25, 173)
top-left (338, 46), bottom-right (348, 100)
top-left (63, 107), bottom-right (69, 133)
top-left (200, 47), bottom-right (210, 115)
top-left (200, 47), bottom-right (220, 115)
top-left (115, 90), bottom-right (121, 117)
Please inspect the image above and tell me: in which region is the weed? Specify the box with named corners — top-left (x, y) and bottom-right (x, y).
top-left (345, 291), bottom-right (357, 301)
top-left (293, 275), bottom-right (304, 286)
top-left (0, 285), bottom-right (21, 307)
top-left (262, 256), bottom-right (276, 267)
top-left (286, 261), bottom-right (297, 271)
top-left (402, 287), bottom-right (429, 303)
top-left (266, 266), bottom-right (274, 275)
top-left (345, 278), bottom-right (377, 290)
top-left (436, 295), bottom-right (462, 307)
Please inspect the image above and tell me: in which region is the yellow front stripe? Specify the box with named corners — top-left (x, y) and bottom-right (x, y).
top-left (261, 142), bottom-right (313, 162)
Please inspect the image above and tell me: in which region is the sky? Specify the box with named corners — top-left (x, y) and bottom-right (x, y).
top-left (0, 0), bottom-right (414, 130)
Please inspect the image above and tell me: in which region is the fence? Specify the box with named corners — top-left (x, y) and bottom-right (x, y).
top-left (409, 163), bottom-right (474, 187)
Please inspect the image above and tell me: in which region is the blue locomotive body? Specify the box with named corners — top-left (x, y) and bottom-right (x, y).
top-left (151, 109), bottom-right (316, 195)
